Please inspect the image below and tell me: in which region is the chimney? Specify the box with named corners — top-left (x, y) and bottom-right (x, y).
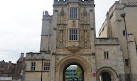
top-left (20, 53), bottom-right (24, 61)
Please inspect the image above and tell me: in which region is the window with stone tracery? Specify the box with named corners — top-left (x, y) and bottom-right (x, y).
top-left (69, 29), bottom-right (79, 41)
top-left (70, 7), bottom-right (78, 19)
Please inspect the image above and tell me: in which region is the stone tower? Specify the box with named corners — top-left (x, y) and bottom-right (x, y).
top-left (40, 0), bottom-right (96, 52)
top-left (40, 11), bottom-right (52, 52)
top-left (49, 0), bottom-right (96, 81)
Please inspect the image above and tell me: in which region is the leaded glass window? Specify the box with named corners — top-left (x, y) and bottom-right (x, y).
top-left (69, 29), bottom-right (79, 41)
top-left (70, 7), bottom-right (78, 19)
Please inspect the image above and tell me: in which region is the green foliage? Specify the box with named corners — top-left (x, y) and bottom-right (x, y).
top-left (65, 76), bottom-right (69, 79)
top-left (76, 66), bottom-right (82, 79)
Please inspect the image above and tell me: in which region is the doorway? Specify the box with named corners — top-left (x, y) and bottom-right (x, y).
top-left (100, 72), bottom-right (111, 81)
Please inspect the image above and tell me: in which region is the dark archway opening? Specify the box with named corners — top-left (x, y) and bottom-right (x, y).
top-left (63, 63), bottom-right (84, 81)
top-left (100, 72), bottom-right (111, 81)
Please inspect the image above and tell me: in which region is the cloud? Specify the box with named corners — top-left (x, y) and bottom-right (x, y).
top-left (0, 0), bottom-right (118, 62)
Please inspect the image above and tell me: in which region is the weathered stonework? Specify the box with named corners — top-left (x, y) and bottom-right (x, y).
top-left (23, 0), bottom-right (137, 81)
top-left (99, 0), bottom-right (137, 80)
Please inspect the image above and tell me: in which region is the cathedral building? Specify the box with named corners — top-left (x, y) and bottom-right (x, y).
top-left (22, 0), bottom-right (137, 81)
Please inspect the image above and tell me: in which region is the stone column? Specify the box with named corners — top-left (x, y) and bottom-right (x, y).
top-left (89, 8), bottom-right (96, 81)
top-left (49, 26), bottom-right (57, 81)
top-left (92, 53), bottom-right (96, 81)
top-left (49, 7), bottom-right (58, 81)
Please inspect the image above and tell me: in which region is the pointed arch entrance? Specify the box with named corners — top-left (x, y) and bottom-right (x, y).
top-left (63, 63), bottom-right (84, 81)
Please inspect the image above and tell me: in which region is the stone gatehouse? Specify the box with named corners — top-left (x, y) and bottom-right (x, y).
top-left (22, 0), bottom-right (137, 81)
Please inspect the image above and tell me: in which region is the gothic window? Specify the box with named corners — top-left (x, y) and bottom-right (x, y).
top-left (43, 61), bottom-right (50, 71)
top-left (31, 62), bottom-right (36, 71)
top-left (69, 29), bottom-right (79, 41)
top-left (70, 7), bottom-right (78, 19)
top-left (104, 51), bottom-right (109, 59)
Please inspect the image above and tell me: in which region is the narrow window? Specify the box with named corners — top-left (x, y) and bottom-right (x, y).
top-left (125, 59), bottom-right (129, 66)
top-left (44, 61), bottom-right (50, 71)
top-left (31, 62), bottom-right (36, 70)
top-left (104, 51), bottom-right (109, 59)
top-left (70, 7), bottom-right (78, 19)
top-left (69, 29), bottom-right (79, 41)
top-left (123, 30), bottom-right (125, 36)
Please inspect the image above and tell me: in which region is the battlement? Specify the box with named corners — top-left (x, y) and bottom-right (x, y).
top-left (54, 0), bottom-right (94, 6)
top-left (26, 52), bottom-right (51, 60)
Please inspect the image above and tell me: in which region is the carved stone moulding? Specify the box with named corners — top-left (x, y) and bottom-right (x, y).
top-left (66, 46), bottom-right (80, 53)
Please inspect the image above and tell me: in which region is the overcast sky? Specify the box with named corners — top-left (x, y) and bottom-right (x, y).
top-left (0, 0), bottom-right (118, 63)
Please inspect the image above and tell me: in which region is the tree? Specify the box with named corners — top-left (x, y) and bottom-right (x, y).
top-left (76, 66), bottom-right (82, 79)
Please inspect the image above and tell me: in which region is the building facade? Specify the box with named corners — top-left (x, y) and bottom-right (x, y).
top-left (23, 0), bottom-right (137, 81)
top-left (99, 0), bottom-right (137, 80)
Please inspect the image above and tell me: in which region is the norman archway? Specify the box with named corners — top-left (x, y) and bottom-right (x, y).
top-left (56, 55), bottom-right (92, 81)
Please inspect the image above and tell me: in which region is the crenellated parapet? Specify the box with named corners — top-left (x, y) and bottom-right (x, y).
top-left (42, 11), bottom-right (53, 21)
top-left (54, 0), bottom-right (94, 6)
top-left (26, 52), bottom-right (51, 60)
